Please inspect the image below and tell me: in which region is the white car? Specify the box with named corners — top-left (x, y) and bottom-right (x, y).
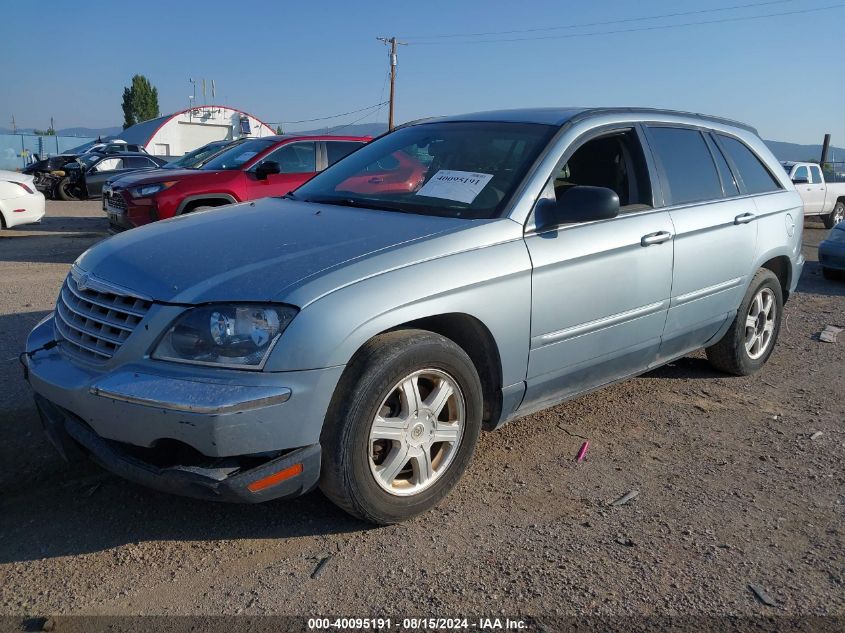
top-left (0, 170), bottom-right (46, 229)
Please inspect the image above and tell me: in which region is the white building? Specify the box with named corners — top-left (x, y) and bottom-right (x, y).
top-left (120, 105), bottom-right (275, 157)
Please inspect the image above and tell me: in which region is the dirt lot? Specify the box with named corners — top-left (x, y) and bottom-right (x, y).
top-left (0, 201), bottom-right (842, 624)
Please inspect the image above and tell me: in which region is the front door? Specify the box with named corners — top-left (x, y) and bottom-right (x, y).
top-left (792, 165), bottom-right (824, 215)
top-left (245, 141), bottom-right (318, 199)
top-left (521, 127), bottom-right (674, 411)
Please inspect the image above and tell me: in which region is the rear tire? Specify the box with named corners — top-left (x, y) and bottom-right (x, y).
top-left (822, 201), bottom-right (845, 229)
top-left (706, 269), bottom-right (783, 376)
top-left (319, 329), bottom-right (483, 525)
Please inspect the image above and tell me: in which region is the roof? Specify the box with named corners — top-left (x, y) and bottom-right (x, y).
top-left (428, 107), bottom-right (757, 134)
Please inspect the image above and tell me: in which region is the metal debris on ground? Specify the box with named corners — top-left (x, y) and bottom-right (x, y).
top-left (810, 431), bottom-right (824, 440)
top-left (819, 325), bottom-right (843, 343)
top-left (610, 490), bottom-right (640, 506)
top-left (575, 441), bottom-right (590, 462)
top-left (311, 555), bottom-right (332, 579)
top-left (748, 583), bottom-right (779, 607)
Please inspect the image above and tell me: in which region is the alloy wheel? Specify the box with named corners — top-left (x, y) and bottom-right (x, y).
top-left (368, 368), bottom-right (465, 496)
top-left (744, 287), bottom-right (776, 360)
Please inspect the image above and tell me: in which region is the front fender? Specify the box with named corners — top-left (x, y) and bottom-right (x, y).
top-left (265, 240), bottom-right (533, 388)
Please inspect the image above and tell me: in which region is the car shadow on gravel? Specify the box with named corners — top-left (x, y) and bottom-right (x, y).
top-left (0, 459), bottom-right (369, 563)
top-left (796, 260), bottom-right (845, 298)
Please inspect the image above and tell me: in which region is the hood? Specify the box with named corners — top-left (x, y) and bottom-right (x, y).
top-left (109, 168), bottom-right (211, 188)
top-left (75, 198), bottom-right (475, 304)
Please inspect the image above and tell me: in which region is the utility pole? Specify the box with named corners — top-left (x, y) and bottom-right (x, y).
top-left (377, 36), bottom-right (407, 131)
top-left (10, 114), bottom-right (16, 134)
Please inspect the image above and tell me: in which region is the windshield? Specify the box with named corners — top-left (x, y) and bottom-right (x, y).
top-left (164, 141), bottom-right (237, 169)
top-left (200, 138), bottom-right (276, 171)
top-left (294, 121), bottom-right (557, 219)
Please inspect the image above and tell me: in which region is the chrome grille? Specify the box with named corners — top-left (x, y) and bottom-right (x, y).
top-left (105, 191), bottom-right (127, 212)
top-left (54, 270), bottom-right (151, 362)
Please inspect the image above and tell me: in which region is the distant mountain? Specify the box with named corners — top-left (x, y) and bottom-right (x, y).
top-left (288, 122), bottom-right (388, 137)
top-left (764, 140), bottom-right (844, 163)
top-left (0, 125), bottom-right (122, 138)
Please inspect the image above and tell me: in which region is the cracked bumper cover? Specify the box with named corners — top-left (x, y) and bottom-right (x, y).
top-left (35, 395), bottom-right (320, 502)
top-left (24, 316), bottom-right (344, 502)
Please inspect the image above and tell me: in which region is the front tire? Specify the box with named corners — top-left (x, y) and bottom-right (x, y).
top-left (319, 329), bottom-right (483, 524)
top-left (706, 269), bottom-right (783, 376)
top-left (56, 178), bottom-right (83, 201)
top-left (822, 201), bottom-right (845, 229)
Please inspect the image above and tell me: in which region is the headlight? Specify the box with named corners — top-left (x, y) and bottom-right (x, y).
top-left (129, 181), bottom-right (176, 198)
top-left (827, 228), bottom-right (845, 243)
top-left (153, 304), bottom-right (297, 369)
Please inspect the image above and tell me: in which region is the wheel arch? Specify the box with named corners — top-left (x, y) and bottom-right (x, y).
top-left (388, 313), bottom-right (504, 430)
top-left (760, 255), bottom-right (792, 301)
top-left (176, 193), bottom-right (238, 215)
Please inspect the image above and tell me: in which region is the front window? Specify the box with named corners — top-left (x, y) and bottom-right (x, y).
top-left (294, 121), bottom-right (557, 219)
top-left (165, 141), bottom-right (237, 169)
top-left (200, 138), bottom-right (276, 171)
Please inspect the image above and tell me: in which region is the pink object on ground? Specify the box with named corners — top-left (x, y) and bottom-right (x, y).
top-left (575, 440), bottom-right (590, 462)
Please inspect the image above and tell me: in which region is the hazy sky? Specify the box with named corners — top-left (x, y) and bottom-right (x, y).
top-left (2, 0), bottom-right (844, 144)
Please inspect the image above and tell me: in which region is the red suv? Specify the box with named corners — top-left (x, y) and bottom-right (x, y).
top-left (103, 135), bottom-right (370, 231)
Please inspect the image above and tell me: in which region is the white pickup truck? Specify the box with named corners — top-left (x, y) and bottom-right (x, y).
top-left (781, 161), bottom-right (845, 228)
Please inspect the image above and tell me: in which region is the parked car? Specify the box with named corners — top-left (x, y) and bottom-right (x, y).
top-left (781, 161), bottom-right (845, 228)
top-left (818, 219), bottom-right (845, 280)
top-left (25, 108), bottom-right (803, 524)
top-left (102, 135), bottom-right (369, 231)
top-left (82, 140), bottom-right (148, 155)
top-left (56, 152), bottom-right (167, 201)
top-left (0, 170), bottom-right (45, 229)
top-left (22, 154), bottom-right (83, 198)
top-left (100, 141), bottom-right (243, 203)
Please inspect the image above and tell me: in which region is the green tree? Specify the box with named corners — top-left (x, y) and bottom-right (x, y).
top-left (121, 75), bottom-right (160, 129)
top-left (275, 125), bottom-right (284, 135)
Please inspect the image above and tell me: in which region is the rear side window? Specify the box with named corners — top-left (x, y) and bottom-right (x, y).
top-left (647, 127), bottom-right (723, 205)
top-left (715, 135), bottom-right (781, 194)
top-left (810, 165), bottom-right (823, 184)
top-left (707, 137), bottom-right (739, 197)
top-left (326, 141), bottom-right (363, 167)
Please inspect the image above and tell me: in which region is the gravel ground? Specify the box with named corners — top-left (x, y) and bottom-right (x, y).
top-left (0, 201), bottom-right (842, 625)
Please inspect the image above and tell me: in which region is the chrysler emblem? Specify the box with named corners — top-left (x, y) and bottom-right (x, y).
top-left (76, 273), bottom-right (91, 292)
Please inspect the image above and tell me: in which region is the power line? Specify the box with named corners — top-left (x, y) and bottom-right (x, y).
top-left (404, 2), bottom-right (845, 45)
top-left (400, 0), bottom-right (793, 40)
top-left (328, 102), bottom-right (387, 134)
top-left (266, 102), bottom-right (388, 125)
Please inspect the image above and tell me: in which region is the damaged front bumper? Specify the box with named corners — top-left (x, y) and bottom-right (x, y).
top-left (24, 315), bottom-right (343, 503)
top-left (35, 395), bottom-right (320, 502)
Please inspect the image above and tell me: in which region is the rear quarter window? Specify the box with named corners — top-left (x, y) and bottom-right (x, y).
top-left (716, 135), bottom-right (782, 194)
top-left (646, 126), bottom-right (723, 205)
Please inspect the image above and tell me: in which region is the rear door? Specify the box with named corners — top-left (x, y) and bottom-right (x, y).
top-left (644, 126), bottom-right (758, 362)
top-left (324, 141), bottom-right (365, 168)
top-left (521, 126), bottom-right (675, 410)
top-left (244, 141), bottom-right (318, 199)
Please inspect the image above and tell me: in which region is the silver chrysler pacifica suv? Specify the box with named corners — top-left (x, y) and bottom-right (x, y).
top-left (25, 108), bottom-right (804, 524)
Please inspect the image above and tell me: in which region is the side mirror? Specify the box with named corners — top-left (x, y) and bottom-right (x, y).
top-left (534, 185), bottom-right (620, 231)
top-left (791, 177), bottom-right (809, 185)
top-left (255, 161), bottom-right (281, 180)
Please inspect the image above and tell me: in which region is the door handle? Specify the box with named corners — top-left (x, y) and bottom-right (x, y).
top-left (640, 230), bottom-right (673, 246)
top-left (734, 212), bottom-right (756, 225)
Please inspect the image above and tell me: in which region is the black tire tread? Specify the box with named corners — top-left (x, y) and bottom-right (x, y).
top-left (319, 329), bottom-right (481, 524)
top-left (705, 268), bottom-right (782, 376)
